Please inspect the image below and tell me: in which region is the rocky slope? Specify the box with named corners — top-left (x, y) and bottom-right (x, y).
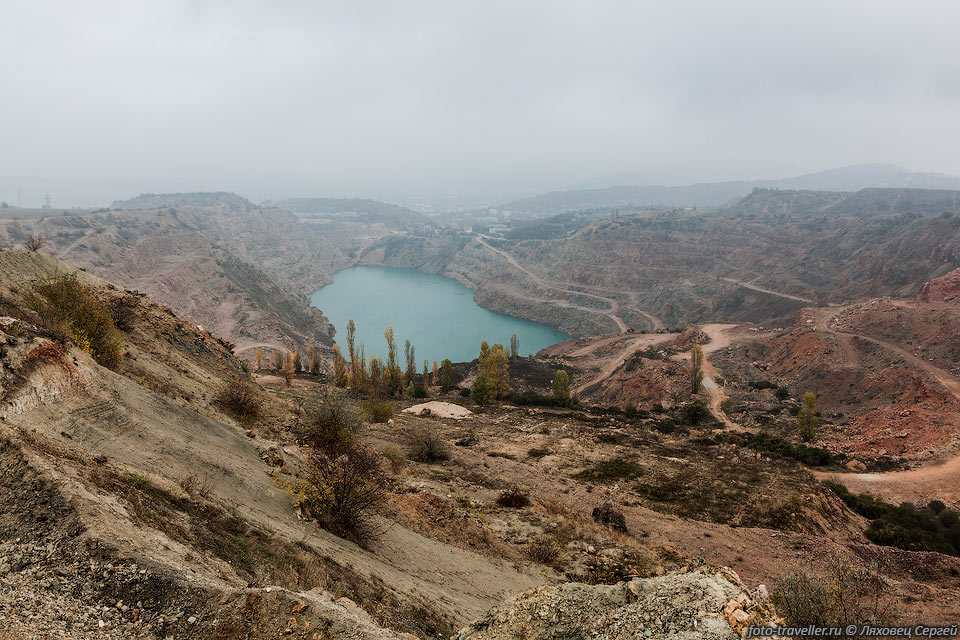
top-left (361, 188), bottom-right (960, 334)
top-left (0, 196), bottom-right (345, 359)
top-left (457, 570), bottom-right (773, 640)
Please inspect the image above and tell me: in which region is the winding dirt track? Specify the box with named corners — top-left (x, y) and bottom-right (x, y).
top-left (672, 324), bottom-right (750, 431)
top-left (474, 236), bottom-right (663, 332)
top-left (809, 305), bottom-right (960, 505)
top-left (572, 334), bottom-right (672, 394)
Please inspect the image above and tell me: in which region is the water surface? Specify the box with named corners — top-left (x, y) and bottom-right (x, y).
top-left (309, 265), bottom-right (570, 364)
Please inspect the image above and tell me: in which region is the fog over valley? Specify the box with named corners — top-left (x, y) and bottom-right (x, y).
top-left (2, 1), bottom-right (960, 207)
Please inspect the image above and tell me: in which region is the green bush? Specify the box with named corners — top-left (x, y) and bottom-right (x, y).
top-left (824, 482), bottom-right (960, 556)
top-left (746, 432), bottom-right (833, 466)
top-left (25, 274), bottom-right (124, 370)
top-left (367, 401), bottom-right (393, 423)
top-left (507, 390), bottom-right (557, 406)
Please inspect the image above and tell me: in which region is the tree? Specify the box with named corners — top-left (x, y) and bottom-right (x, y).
top-left (254, 347), bottom-right (263, 371)
top-left (346, 319), bottom-right (357, 388)
top-left (421, 360), bottom-right (430, 397)
top-left (332, 343), bottom-right (348, 387)
top-left (355, 345), bottom-right (367, 392)
top-left (440, 359), bottom-right (452, 392)
top-left (404, 339), bottom-right (416, 384)
top-left (488, 343), bottom-right (511, 399)
top-left (510, 333), bottom-right (519, 360)
top-left (293, 350), bottom-right (302, 374)
top-left (472, 341), bottom-right (510, 404)
top-left (689, 344), bottom-right (704, 393)
top-left (368, 357), bottom-right (384, 399)
top-left (471, 371), bottom-right (491, 405)
top-left (384, 327), bottom-right (403, 396)
top-left (283, 351), bottom-right (295, 386)
top-left (25, 234), bottom-right (44, 252)
top-left (432, 360), bottom-right (439, 386)
top-left (307, 344), bottom-right (321, 375)
top-left (798, 392), bottom-right (819, 442)
top-left (553, 369), bottom-right (571, 406)
top-left (272, 350), bottom-right (284, 371)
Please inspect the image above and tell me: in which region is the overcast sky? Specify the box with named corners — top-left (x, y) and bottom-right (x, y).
top-left (2, 1), bottom-right (959, 207)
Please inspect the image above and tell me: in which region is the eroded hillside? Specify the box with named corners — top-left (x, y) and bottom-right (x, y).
top-left (4, 248), bottom-right (958, 638)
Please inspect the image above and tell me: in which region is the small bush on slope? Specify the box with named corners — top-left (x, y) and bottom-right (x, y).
top-left (23, 274), bottom-right (124, 370)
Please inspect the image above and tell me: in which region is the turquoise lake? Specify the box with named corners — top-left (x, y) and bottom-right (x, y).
top-left (309, 266), bottom-right (570, 364)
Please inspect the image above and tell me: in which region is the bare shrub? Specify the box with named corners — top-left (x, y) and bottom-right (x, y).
top-left (381, 446), bottom-right (407, 474)
top-left (214, 380), bottom-right (262, 422)
top-left (592, 502), bottom-right (628, 533)
top-left (285, 445), bottom-right (387, 547)
top-left (108, 295), bottom-right (137, 331)
top-left (406, 426), bottom-right (449, 463)
top-left (772, 554), bottom-right (892, 632)
top-left (179, 472), bottom-right (218, 499)
top-left (24, 234), bottom-right (44, 252)
top-left (538, 496), bottom-right (569, 516)
top-left (300, 397), bottom-right (362, 455)
top-left (496, 485), bottom-right (531, 508)
top-left (526, 537), bottom-right (562, 565)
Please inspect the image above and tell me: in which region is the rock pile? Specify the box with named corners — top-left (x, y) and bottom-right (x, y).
top-left (456, 569), bottom-right (777, 640)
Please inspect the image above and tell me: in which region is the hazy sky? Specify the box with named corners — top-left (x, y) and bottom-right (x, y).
top-left (2, 1), bottom-right (960, 206)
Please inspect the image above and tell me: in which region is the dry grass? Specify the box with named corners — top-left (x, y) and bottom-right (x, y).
top-left (178, 472), bottom-right (218, 499)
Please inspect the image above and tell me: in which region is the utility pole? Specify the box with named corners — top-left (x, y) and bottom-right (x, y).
top-left (17, 189), bottom-right (21, 208)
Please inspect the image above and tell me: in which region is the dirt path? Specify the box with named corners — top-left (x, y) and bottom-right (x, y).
top-left (720, 277), bottom-right (813, 303)
top-left (474, 237), bottom-right (664, 332)
top-left (813, 306), bottom-right (960, 401)
top-left (572, 334), bottom-right (671, 394)
top-left (672, 324), bottom-right (747, 431)
top-left (810, 306), bottom-right (960, 505)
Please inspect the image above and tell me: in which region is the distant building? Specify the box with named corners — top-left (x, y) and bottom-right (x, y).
top-left (488, 224), bottom-right (511, 236)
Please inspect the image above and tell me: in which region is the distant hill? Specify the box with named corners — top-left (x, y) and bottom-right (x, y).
top-left (727, 187), bottom-right (960, 218)
top-left (272, 197), bottom-right (430, 230)
top-left (111, 191), bottom-right (255, 210)
top-left (503, 164), bottom-right (960, 216)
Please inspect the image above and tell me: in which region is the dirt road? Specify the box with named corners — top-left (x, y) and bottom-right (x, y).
top-left (474, 236), bottom-right (663, 333)
top-left (572, 333), bottom-right (673, 394)
top-left (809, 305), bottom-right (960, 505)
top-left (672, 324), bottom-right (748, 431)
top-left (720, 277), bottom-right (813, 303)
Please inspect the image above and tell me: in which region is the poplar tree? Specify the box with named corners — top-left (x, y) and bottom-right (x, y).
top-left (441, 359), bottom-right (452, 392)
top-left (346, 319), bottom-right (357, 388)
top-left (332, 343), bottom-right (348, 387)
top-left (553, 369), bottom-right (571, 406)
top-left (690, 344), bottom-right (704, 393)
top-left (283, 351), bottom-right (295, 386)
top-left (404, 339), bottom-right (416, 384)
top-left (510, 333), bottom-right (519, 360)
top-left (385, 327), bottom-right (403, 396)
top-left (798, 392), bottom-right (819, 442)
